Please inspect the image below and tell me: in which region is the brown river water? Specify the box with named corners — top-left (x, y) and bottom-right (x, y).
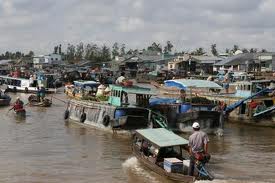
top-left (0, 92), bottom-right (274, 183)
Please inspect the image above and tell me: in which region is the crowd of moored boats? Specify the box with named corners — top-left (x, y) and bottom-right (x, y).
top-left (0, 70), bottom-right (274, 182)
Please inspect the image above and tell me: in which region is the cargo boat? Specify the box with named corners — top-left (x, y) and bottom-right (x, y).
top-left (64, 84), bottom-right (168, 133)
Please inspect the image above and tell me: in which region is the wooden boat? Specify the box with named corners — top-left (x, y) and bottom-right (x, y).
top-left (0, 75), bottom-right (57, 93)
top-left (14, 108), bottom-right (26, 117)
top-left (65, 84), bottom-right (168, 132)
top-left (64, 80), bottom-right (100, 99)
top-left (200, 80), bottom-right (275, 124)
top-left (150, 79), bottom-right (224, 134)
top-left (132, 128), bottom-right (197, 182)
top-left (28, 95), bottom-right (52, 107)
top-left (0, 94), bottom-right (11, 106)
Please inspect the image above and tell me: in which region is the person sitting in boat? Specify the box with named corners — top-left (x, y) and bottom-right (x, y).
top-left (255, 102), bottom-right (267, 113)
top-left (249, 100), bottom-right (258, 109)
top-left (188, 122), bottom-right (210, 176)
top-left (96, 84), bottom-right (106, 97)
top-left (10, 97), bottom-right (24, 111)
top-left (115, 72), bottom-right (126, 85)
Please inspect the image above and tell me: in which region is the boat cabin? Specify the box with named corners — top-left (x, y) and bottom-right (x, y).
top-left (0, 75), bottom-right (47, 93)
top-left (108, 84), bottom-right (156, 107)
top-left (234, 80), bottom-right (274, 98)
top-left (133, 128), bottom-right (195, 182)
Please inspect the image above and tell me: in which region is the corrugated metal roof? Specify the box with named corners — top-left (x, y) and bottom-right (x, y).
top-left (214, 53), bottom-right (253, 66)
top-left (136, 128), bottom-right (189, 148)
top-left (164, 79), bottom-right (222, 90)
top-left (214, 52), bottom-right (275, 66)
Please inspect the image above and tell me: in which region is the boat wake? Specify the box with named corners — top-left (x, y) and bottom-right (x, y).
top-left (122, 157), bottom-right (163, 183)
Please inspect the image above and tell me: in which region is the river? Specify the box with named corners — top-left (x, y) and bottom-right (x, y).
top-left (0, 92), bottom-right (274, 183)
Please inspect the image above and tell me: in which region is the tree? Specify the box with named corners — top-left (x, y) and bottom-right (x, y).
top-left (225, 48), bottom-right (230, 53)
top-left (249, 48), bottom-right (257, 53)
top-left (59, 44), bottom-right (62, 54)
top-left (54, 46), bottom-right (58, 54)
top-left (232, 45), bottom-right (239, 53)
top-left (75, 42), bottom-right (84, 61)
top-left (120, 43), bottom-right (126, 56)
top-left (211, 44), bottom-right (218, 56)
top-left (242, 48), bottom-right (249, 53)
top-left (191, 47), bottom-right (205, 55)
top-left (27, 50), bottom-right (34, 57)
top-left (66, 44), bottom-right (76, 62)
top-left (147, 42), bottom-right (162, 52)
top-left (112, 42), bottom-right (119, 59)
top-left (261, 49), bottom-right (267, 53)
top-left (164, 41), bottom-right (173, 54)
top-left (100, 44), bottom-right (111, 62)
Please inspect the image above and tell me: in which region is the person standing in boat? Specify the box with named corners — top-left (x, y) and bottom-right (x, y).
top-left (115, 72), bottom-right (126, 85)
top-left (188, 122), bottom-right (210, 176)
top-left (36, 86), bottom-right (41, 102)
top-left (40, 86), bottom-right (46, 101)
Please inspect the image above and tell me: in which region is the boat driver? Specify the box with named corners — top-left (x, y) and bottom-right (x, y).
top-left (188, 122), bottom-right (210, 176)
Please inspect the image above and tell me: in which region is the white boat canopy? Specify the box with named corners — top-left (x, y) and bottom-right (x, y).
top-left (164, 79), bottom-right (222, 90)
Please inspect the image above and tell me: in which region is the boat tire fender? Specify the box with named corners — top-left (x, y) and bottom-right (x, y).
top-left (103, 115), bottom-right (110, 126)
top-left (25, 87), bottom-right (28, 93)
top-left (64, 109), bottom-right (70, 120)
top-left (80, 113), bottom-right (86, 123)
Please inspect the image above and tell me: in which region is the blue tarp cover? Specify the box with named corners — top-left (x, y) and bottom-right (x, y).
top-left (164, 79), bottom-right (222, 90)
top-left (149, 98), bottom-right (177, 106)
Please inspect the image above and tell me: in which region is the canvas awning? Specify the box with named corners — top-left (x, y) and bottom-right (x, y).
top-left (135, 128), bottom-right (189, 148)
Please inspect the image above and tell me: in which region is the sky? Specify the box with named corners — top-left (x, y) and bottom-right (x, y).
top-left (0, 0), bottom-right (275, 54)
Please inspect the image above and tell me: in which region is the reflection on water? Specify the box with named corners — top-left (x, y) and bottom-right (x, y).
top-left (0, 92), bottom-right (274, 183)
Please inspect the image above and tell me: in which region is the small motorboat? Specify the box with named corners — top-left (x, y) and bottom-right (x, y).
top-left (28, 94), bottom-right (52, 107)
top-left (132, 128), bottom-right (214, 182)
top-left (14, 108), bottom-right (26, 117)
top-left (0, 94), bottom-right (11, 106)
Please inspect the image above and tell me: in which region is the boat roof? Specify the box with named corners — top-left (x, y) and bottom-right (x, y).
top-left (164, 79), bottom-right (222, 90)
top-left (135, 128), bottom-right (189, 148)
top-left (73, 80), bottom-right (100, 87)
top-left (0, 75), bottom-right (29, 81)
top-left (233, 80), bottom-right (273, 85)
top-left (109, 84), bottom-right (156, 95)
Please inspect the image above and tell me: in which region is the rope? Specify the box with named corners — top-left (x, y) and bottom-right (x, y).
top-left (51, 95), bottom-right (67, 103)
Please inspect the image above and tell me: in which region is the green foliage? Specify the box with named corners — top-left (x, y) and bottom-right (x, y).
top-left (249, 48), bottom-right (257, 53)
top-left (232, 45), bottom-right (239, 53)
top-left (164, 41), bottom-right (173, 54)
top-left (112, 42), bottom-right (119, 59)
top-left (81, 95), bottom-right (109, 101)
top-left (185, 96), bottom-right (215, 104)
top-left (75, 42), bottom-right (84, 60)
top-left (147, 42), bottom-right (162, 52)
top-left (120, 44), bottom-right (126, 56)
top-left (191, 47), bottom-right (205, 55)
top-left (211, 44), bottom-right (218, 56)
top-left (242, 48), bottom-right (249, 53)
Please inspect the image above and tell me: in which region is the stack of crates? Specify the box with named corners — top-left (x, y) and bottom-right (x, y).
top-left (164, 158), bottom-right (183, 173)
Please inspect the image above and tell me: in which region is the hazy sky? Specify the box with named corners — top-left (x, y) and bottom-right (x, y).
top-left (0, 0), bottom-right (275, 54)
